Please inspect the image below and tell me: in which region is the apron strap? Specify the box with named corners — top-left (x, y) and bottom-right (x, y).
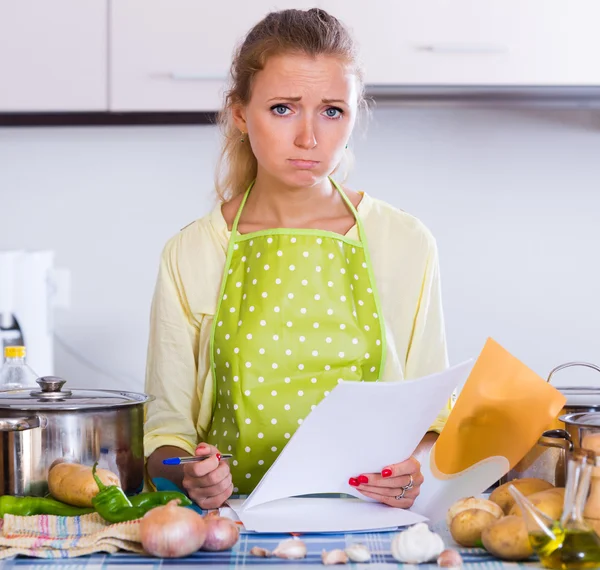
top-left (230, 180), bottom-right (256, 237)
top-left (328, 176), bottom-right (367, 243)
top-left (231, 177), bottom-right (366, 243)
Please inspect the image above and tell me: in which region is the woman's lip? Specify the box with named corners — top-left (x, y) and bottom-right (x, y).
top-left (288, 159), bottom-right (320, 169)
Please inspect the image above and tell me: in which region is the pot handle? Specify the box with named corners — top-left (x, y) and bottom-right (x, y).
top-left (540, 428), bottom-right (574, 451)
top-left (547, 362), bottom-right (600, 383)
top-left (0, 416), bottom-right (46, 432)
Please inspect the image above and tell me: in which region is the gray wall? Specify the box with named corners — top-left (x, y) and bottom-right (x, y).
top-left (1, 104), bottom-right (599, 392)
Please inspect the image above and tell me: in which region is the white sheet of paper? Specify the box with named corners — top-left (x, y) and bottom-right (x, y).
top-left (235, 360), bottom-right (474, 532)
top-left (223, 500), bottom-right (403, 534)
top-left (228, 498), bottom-right (426, 533)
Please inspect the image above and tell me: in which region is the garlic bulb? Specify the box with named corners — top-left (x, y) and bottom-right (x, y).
top-left (322, 549), bottom-right (348, 565)
top-left (345, 543), bottom-right (371, 562)
top-left (273, 538), bottom-right (307, 559)
top-left (391, 523), bottom-right (445, 564)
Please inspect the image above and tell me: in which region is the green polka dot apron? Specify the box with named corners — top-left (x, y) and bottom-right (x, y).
top-left (208, 178), bottom-right (387, 493)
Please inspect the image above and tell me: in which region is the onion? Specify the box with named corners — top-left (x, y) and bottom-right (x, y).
top-left (140, 499), bottom-right (207, 558)
top-left (201, 514), bottom-right (240, 551)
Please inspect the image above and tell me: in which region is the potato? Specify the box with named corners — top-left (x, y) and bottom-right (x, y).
top-left (481, 515), bottom-right (533, 561)
top-left (446, 496), bottom-right (503, 528)
top-left (450, 508), bottom-right (499, 547)
top-left (48, 462), bottom-right (121, 507)
top-left (490, 478), bottom-right (554, 514)
top-left (585, 516), bottom-right (600, 537)
top-left (509, 487), bottom-right (565, 520)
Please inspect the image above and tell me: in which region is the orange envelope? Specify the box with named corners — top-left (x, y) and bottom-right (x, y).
top-left (433, 338), bottom-right (567, 476)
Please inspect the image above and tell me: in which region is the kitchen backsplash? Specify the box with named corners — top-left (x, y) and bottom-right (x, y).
top-left (0, 104), bottom-right (598, 391)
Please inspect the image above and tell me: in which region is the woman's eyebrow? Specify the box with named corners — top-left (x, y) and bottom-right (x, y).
top-left (267, 96), bottom-right (348, 105)
top-left (267, 96), bottom-right (302, 102)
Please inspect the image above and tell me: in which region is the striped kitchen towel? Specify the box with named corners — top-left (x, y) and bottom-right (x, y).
top-left (0, 512), bottom-right (144, 559)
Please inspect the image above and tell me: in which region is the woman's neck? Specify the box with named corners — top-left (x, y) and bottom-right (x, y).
top-left (244, 171), bottom-right (337, 227)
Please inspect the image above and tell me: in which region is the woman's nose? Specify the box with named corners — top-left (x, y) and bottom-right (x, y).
top-left (294, 120), bottom-right (317, 150)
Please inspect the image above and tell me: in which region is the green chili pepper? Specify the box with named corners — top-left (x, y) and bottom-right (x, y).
top-left (129, 491), bottom-right (192, 509)
top-left (91, 462), bottom-right (145, 523)
top-left (91, 463), bottom-right (191, 523)
top-left (0, 495), bottom-right (94, 518)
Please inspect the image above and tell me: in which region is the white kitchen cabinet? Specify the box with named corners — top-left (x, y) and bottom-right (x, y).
top-left (0, 0), bottom-right (107, 111)
top-left (324, 0), bottom-right (600, 86)
top-left (110, 1), bottom-right (320, 112)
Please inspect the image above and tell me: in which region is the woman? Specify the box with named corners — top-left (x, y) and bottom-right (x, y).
top-left (144, 8), bottom-right (451, 510)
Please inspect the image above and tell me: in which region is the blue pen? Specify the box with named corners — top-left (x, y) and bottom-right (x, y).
top-left (162, 453), bottom-right (233, 466)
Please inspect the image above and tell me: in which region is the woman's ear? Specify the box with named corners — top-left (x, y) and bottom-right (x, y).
top-left (231, 103), bottom-right (248, 134)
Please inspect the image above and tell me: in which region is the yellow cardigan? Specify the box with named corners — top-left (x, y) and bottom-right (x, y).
top-left (144, 192), bottom-right (452, 459)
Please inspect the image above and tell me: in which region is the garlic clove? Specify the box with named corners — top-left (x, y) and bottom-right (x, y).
top-left (250, 546), bottom-right (272, 558)
top-left (391, 523), bottom-right (445, 564)
top-left (437, 549), bottom-right (463, 568)
top-left (273, 538), bottom-right (307, 559)
top-left (322, 549), bottom-right (349, 565)
top-left (344, 543), bottom-right (371, 562)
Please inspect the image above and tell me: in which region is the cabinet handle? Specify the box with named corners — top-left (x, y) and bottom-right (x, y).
top-left (416, 43), bottom-right (508, 54)
top-left (168, 72), bottom-right (228, 81)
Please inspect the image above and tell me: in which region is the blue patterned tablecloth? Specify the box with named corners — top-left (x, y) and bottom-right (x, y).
top-left (0, 533), bottom-right (537, 570)
top-left (0, 479), bottom-right (541, 569)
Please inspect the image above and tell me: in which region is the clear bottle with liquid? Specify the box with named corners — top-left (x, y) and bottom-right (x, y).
top-left (0, 346), bottom-right (39, 390)
top-left (510, 448), bottom-right (600, 570)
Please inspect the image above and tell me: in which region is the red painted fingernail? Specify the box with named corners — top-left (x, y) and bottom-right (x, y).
top-left (382, 468), bottom-right (392, 478)
top-left (216, 453), bottom-right (222, 460)
top-left (358, 475), bottom-right (369, 484)
top-left (348, 477), bottom-right (359, 487)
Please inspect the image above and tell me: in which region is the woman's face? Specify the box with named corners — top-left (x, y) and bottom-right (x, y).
top-left (234, 53), bottom-right (359, 189)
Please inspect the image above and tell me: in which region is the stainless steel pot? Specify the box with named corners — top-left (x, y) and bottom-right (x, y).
top-left (0, 376), bottom-right (153, 497)
top-left (502, 429), bottom-right (573, 486)
top-left (560, 412), bottom-right (600, 450)
top-left (502, 361), bottom-right (600, 485)
top-left (549, 362), bottom-right (600, 423)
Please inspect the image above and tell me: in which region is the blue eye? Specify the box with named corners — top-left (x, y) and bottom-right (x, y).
top-left (324, 107), bottom-right (343, 119)
top-left (271, 105), bottom-right (291, 116)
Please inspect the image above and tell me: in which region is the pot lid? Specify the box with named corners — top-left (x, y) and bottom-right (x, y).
top-left (559, 412), bottom-right (600, 428)
top-left (0, 376), bottom-right (153, 411)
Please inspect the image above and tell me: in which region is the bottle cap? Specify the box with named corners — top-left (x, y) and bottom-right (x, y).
top-left (4, 346), bottom-right (26, 359)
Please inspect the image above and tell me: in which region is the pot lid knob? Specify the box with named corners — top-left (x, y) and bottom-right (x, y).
top-left (31, 376), bottom-right (73, 398)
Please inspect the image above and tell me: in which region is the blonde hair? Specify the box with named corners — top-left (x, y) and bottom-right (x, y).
top-left (214, 8), bottom-right (368, 202)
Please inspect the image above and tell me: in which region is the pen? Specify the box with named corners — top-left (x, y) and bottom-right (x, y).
top-left (162, 453), bottom-right (233, 466)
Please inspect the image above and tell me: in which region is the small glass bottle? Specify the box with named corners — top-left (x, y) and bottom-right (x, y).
top-left (511, 448), bottom-right (600, 570)
top-left (0, 346), bottom-right (39, 390)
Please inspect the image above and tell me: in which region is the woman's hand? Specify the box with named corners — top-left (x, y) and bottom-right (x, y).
top-left (182, 443), bottom-right (233, 509)
top-left (349, 456), bottom-right (423, 509)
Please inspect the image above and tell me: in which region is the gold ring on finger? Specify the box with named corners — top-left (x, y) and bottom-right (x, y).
top-left (402, 474), bottom-right (414, 491)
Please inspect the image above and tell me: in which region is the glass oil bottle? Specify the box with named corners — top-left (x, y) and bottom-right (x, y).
top-left (510, 448), bottom-right (600, 570)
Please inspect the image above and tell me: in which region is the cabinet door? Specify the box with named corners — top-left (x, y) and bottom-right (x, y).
top-left (0, 0), bottom-right (107, 111)
top-left (324, 0), bottom-right (600, 86)
top-left (110, 1), bottom-right (319, 112)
